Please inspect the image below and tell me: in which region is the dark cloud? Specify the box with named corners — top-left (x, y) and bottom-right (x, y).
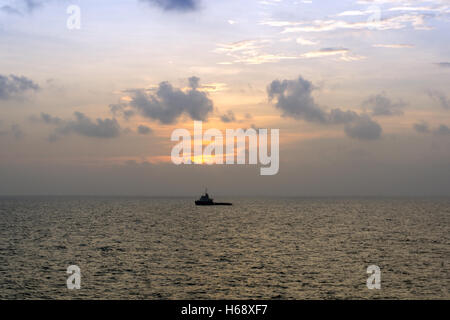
top-left (0, 123), bottom-right (24, 139)
top-left (0, 74), bottom-right (39, 100)
top-left (267, 76), bottom-right (382, 140)
top-left (40, 112), bottom-right (62, 125)
top-left (413, 121), bottom-right (430, 133)
top-left (328, 108), bottom-right (360, 124)
top-left (140, 0), bottom-right (199, 11)
top-left (268, 76), bottom-right (326, 123)
top-left (363, 94), bottom-right (405, 116)
top-left (11, 124), bottom-right (24, 139)
top-left (220, 110), bottom-right (236, 123)
top-left (38, 112), bottom-right (121, 141)
top-left (137, 124), bottom-right (152, 135)
top-left (129, 77), bottom-right (214, 124)
top-left (1, 5), bottom-right (20, 14)
top-left (413, 122), bottom-right (450, 136)
top-left (1, 0), bottom-right (45, 15)
top-left (344, 116), bottom-right (382, 140)
top-left (109, 103), bottom-right (135, 120)
top-left (434, 62), bottom-right (450, 68)
top-left (427, 90), bottom-right (449, 110)
top-left (188, 76), bottom-right (200, 89)
top-left (433, 124), bottom-right (450, 135)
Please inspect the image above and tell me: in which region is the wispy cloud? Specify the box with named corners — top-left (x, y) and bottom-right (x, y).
top-left (300, 48), bottom-right (366, 61)
top-left (215, 40), bottom-right (364, 64)
top-left (258, 0), bottom-right (282, 6)
top-left (300, 47), bottom-right (348, 58)
top-left (372, 43), bottom-right (414, 48)
top-left (262, 13), bottom-right (432, 33)
top-left (296, 37), bottom-right (319, 46)
top-left (388, 5), bottom-right (449, 13)
top-left (260, 20), bottom-right (306, 27)
top-left (215, 39), bottom-right (297, 64)
top-left (214, 39), bottom-right (269, 54)
top-left (337, 9), bottom-right (374, 17)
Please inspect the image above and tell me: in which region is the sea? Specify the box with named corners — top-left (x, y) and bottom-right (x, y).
top-left (0, 196), bottom-right (448, 299)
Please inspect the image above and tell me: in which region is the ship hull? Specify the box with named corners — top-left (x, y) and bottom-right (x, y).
top-left (195, 201), bottom-right (232, 206)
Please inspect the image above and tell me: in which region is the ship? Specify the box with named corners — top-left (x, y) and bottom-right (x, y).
top-left (195, 189), bottom-right (232, 206)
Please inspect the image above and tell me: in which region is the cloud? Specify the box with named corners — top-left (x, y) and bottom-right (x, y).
top-left (222, 53), bottom-right (299, 65)
top-left (337, 10), bottom-right (373, 17)
top-left (11, 124), bottom-right (24, 139)
top-left (267, 76), bottom-right (382, 140)
top-left (413, 121), bottom-right (430, 133)
top-left (434, 124), bottom-right (450, 135)
top-left (215, 39), bottom-right (297, 64)
top-left (388, 5), bottom-right (448, 13)
top-left (214, 39), bottom-right (268, 54)
top-left (40, 112), bottom-right (62, 124)
top-left (296, 37), bottom-right (319, 45)
top-left (413, 122), bottom-right (450, 135)
top-left (137, 124), bottom-right (152, 135)
top-left (298, 47), bottom-right (366, 61)
top-left (128, 77), bottom-right (214, 124)
top-left (328, 108), bottom-right (360, 124)
top-left (0, 74), bottom-right (39, 100)
top-left (214, 39), bottom-right (283, 64)
top-left (0, 123), bottom-right (25, 139)
top-left (372, 44), bottom-right (414, 48)
top-left (188, 76), bottom-right (200, 89)
top-left (363, 94), bottom-right (405, 116)
top-left (300, 47), bottom-right (348, 58)
top-left (427, 90), bottom-right (450, 110)
top-left (0, 0), bottom-right (45, 15)
top-left (344, 116), bottom-right (382, 140)
top-left (140, 0), bottom-right (199, 11)
top-left (109, 103), bottom-right (135, 120)
top-left (434, 62), bottom-right (450, 68)
top-left (263, 13), bottom-right (432, 33)
top-left (215, 40), bottom-right (364, 64)
top-left (37, 112), bottom-right (121, 141)
top-left (220, 110), bottom-right (236, 123)
top-left (268, 76), bottom-right (327, 123)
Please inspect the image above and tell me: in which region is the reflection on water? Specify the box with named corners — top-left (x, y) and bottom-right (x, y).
top-left (0, 197), bottom-right (448, 299)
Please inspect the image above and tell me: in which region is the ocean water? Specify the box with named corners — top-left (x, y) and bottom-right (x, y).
top-left (0, 197), bottom-right (448, 299)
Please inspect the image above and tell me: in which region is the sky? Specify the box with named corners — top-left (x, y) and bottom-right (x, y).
top-left (0, 0), bottom-right (450, 196)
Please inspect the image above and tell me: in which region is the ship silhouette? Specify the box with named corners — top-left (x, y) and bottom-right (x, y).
top-left (195, 188), bottom-right (232, 206)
